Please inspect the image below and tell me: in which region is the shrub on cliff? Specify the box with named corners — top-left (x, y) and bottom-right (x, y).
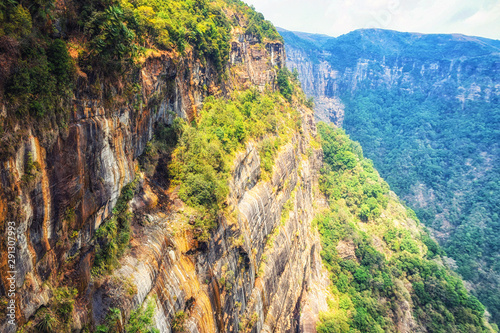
top-left (93, 175), bottom-right (140, 275)
top-left (85, 5), bottom-right (138, 69)
top-left (241, 5), bottom-right (283, 42)
top-left (277, 67), bottom-right (293, 101)
top-left (7, 37), bottom-right (75, 118)
top-left (0, 3), bottom-right (32, 38)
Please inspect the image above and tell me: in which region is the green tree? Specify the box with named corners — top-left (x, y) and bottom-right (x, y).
top-left (85, 5), bottom-right (137, 67)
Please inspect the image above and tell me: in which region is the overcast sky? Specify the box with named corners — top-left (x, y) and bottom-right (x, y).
top-left (244, 0), bottom-right (500, 40)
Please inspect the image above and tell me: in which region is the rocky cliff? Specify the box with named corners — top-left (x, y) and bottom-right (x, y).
top-left (2, 2), bottom-right (496, 332)
top-left (0, 3), bottom-right (329, 332)
top-left (280, 28), bottom-right (500, 126)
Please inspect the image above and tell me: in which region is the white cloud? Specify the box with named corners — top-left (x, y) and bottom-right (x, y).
top-left (244, 0), bottom-right (500, 39)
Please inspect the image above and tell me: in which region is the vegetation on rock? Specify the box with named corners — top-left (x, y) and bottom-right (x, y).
top-left (0, 0), bottom-right (281, 121)
top-left (92, 175), bottom-right (140, 275)
top-left (167, 89), bottom-right (301, 240)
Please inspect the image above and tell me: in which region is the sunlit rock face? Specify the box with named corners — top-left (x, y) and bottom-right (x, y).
top-left (0, 46), bottom-right (222, 332)
top-left (104, 113), bottom-right (328, 333)
top-left (0, 24), bottom-right (328, 332)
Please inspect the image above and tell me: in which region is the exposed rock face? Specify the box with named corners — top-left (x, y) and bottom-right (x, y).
top-left (230, 34), bottom-right (285, 90)
top-left (0, 48), bottom-right (221, 332)
top-left (280, 28), bottom-right (500, 125)
top-left (97, 112), bottom-right (327, 333)
top-left (0, 30), bottom-right (327, 332)
top-left (284, 46), bottom-right (345, 126)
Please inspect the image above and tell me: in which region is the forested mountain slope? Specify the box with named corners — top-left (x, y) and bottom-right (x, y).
top-left (316, 123), bottom-right (491, 333)
top-left (281, 27), bottom-right (500, 327)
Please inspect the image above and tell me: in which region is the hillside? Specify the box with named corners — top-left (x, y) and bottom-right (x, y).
top-left (0, 1), bottom-right (495, 333)
top-left (316, 123), bottom-right (490, 333)
top-left (281, 27), bottom-right (500, 327)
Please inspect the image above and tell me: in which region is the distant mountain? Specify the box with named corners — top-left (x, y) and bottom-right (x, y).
top-left (282, 28), bottom-right (500, 326)
top-left (281, 28), bottom-right (500, 124)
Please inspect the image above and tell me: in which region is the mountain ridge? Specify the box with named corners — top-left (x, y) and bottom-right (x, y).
top-left (278, 27), bottom-right (500, 50)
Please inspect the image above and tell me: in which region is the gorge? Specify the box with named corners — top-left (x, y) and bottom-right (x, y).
top-left (0, 1), bottom-right (497, 332)
top-left (281, 27), bottom-right (500, 328)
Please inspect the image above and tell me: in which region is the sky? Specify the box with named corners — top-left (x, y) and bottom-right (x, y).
top-left (243, 0), bottom-right (500, 40)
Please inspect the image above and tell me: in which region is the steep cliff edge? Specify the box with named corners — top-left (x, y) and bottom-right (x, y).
top-left (1, 2), bottom-right (495, 333)
top-left (0, 1), bottom-right (329, 332)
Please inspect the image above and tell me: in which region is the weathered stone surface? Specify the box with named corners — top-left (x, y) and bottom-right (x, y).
top-left (284, 46), bottom-right (345, 126)
top-left (230, 34), bottom-right (285, 91)
top-left (89, 103), bottom-right (327, 333)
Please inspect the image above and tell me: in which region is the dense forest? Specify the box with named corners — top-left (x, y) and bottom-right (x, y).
top-left (342, 90), bottom-right (500, 326)
top-left (316, 123), bottom-right (491, 332)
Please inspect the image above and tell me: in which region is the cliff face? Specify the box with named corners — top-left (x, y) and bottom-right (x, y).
top-left (97, 114), bottom-right (326, 333)
top-left (0, 46), bottom-right (219, 329)
top-left (284, 46), bottom-right (345, 125)
top-left (0, 16), bottom-right (329, 332)
top-left (281, 28), bottom-right (500, 126)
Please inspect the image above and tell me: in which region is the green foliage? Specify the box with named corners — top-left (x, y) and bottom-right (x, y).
top-left (126, 299), bottom-right (160, 333)
top-left (85, 5), bottom-right (137, 69)
top-left (95, 307), bottom-right (122, 333)
top-left (318, 124), bottom-right (388, 221)
top-left (244, 9), bottom-right (282, 42)
top-left (315, 122), bottom-right (488, 333)
top-left (172, 310), bottom-right (186, 332)
top-left (36, 309), bottom-right (57, 333)
top-left (171, 121), bottom-right (229, 217)
top-left (305, 96), bottom-right (315, 109)
top-left (0, 3), bottom-right (32, 38)
top-left (317, 311), bottom-right (350, 333)
top-left (259, 137), bottom-right (281, 178)
top-left (93, 175), bottom-right (139, 275)
top-left (83, 0), bottom-right (233, 72)
top-left (169, 90), bottom-right (300, 240)
top-left (0, 0), bottom-right (76, 123)
top-left (280, 190), bottom-right (295, 225)
top-left (222, 270), bottom-right (235, 291)
top-left (277, 67), bottom-right (293, 101)
top-left (342, 88), bottom-right (500, 325)
top-left (96, 300), bottom-right (158, 333)
top-left (54, 287), bottom-right (78, 319)
top-left (21, 151), bottom-right (40, 184)
top-left (7, 38), bottom-right (74, 119)
top-left (33, 286), bottom-right (77, 331)
top-left (47, 39), bottom-right (73, 88)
